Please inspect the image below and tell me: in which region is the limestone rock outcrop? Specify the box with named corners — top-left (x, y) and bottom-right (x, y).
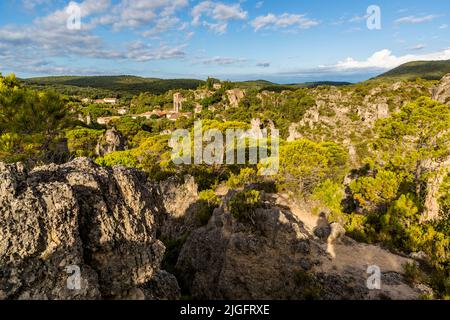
top-left (432, 73), bottom-right (450, 105)
top-left (96, 128), bottom-right (127, 157)
top-left (176, 203), bottom-right (324, 300)
top-left (226, 89), bottom-right (245, 108)
top-left (158, 176), bottom-right (201, 239)
top-left (422, 158), bottom-right (450, 221)
top-left (175, 192), bottom-right (428, 300)
top-left (0, 158), bottom-right (434, 301)
top-left (0, 158), bottom-right (179, 300)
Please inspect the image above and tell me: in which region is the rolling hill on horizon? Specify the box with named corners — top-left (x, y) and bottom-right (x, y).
top-left (21, 59), bottom-right (450, 97)
top-left (24, 75), bottom-right (205, 97)
top-left (375, 60), bottom-right (450, 81)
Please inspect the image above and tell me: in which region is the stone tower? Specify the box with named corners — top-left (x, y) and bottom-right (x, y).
top-left (173, 93), bottom-right (184, 113)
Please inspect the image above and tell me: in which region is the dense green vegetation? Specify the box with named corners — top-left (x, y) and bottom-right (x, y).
top-left (24, 75), bottom-right (205, 99)
top-left (23, 75), bottom-right (352, 101)
top-left (0, 73), bottom-right (70, 163)
top-left (376, 60), bottom-right (450, 81)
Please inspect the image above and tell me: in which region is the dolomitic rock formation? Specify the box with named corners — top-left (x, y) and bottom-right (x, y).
top-left (226, 89), bottom-right (245, 108)
top-left (96, 128), bottom-right (127, 157)
top-left (176, 203), bottom-right (324, 299)
top-left (0, 158), bottom-right (434, 300)
top-left (422, 158), bottom-right (450, 221)
top-left (158, 175), bottom-right (201, 239)
top-left (0, 158), bottom-right (180, 300)
top-left (176, 191), bottom-right (427, 300)
top-left (432, 73), bottom-right (450, 105)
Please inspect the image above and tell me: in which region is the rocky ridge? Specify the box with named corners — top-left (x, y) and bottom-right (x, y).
top-left (0, 158), bottom-right (178, 300)
top-left (0, 159), bottom-right (433, 300)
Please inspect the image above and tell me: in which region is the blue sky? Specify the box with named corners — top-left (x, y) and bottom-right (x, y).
top-left (0, 0), bottom-right (449, 83)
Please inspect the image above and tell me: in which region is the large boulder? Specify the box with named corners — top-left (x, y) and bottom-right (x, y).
top-left (0, 158), bottom-right (179, 300)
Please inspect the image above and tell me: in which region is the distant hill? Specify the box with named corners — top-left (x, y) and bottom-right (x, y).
top-left (302, 81), bottom-right (352, 88)
top-left (24, 75), bottom-right (205, 97)
top-left (375, 60), bottom-right (450, 81)
top-left (23, 75), bottom-right (353, 97)
top-left (234, 80), bottom-right (276, 88)
top-left (234, 80), bottom-right (351, 92)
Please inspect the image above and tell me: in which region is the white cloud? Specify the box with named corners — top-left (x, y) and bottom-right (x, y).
top-left (274, 48), bottom-right (450, 81)
top-left (255, 2), bottom-right (264, 9)
top-left (192, 1), bottom-right (247, 33)
top-left (94, 0), bottom-right (188, 30)
top-left (395, 15), bottom-right (439, 24)
top-left (22, 0), bottom-right (52, 10)
top-left (348, 14), bottom-right (370, 23)
top-left (185, 31), bottom-right (195, 40)
top-left (0, 0), bottom-right (188, 76)
top-left (198, 56), bottom-right (248, 66)
top-left (213, 3), bottom-right (247, 21)
top-left (409, 44), bottom-right (426, 51)
top-left (202, 21), bottom-right (228, 34)
top-left (251, 13), bottom-right (319, 32)
top-left (330, 48), bottom-right (450, 71)
top-left (141, 16), bottom-right (181, 37)
top-left (125, 41), bottom-right (186, 61)
top-left (440, 24), bottom-right (448, 29)
top-left (256, 62), bottom-right (270, 68)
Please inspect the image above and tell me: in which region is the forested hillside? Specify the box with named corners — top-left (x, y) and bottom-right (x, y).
top-left (376, 60), bottom-right (450, 81)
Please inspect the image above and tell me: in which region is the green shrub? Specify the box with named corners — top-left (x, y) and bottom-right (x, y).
top-left (350, 170), bottom-right (401, 213)
top-left (161, 234), bottom-right (189, 276)
top-left (293, 270), bottom-right (322, 300)
top-left (438, 174), bottom-right (450, 217)
top-left (229, 189), bottom-right (263, 224)
top-left (227, 167), bottom-right (257, 189)
top-left (312, 179), bottom-right (345, 223)
top-left (199, 189), bottom-right (221, 206)
top-left (0, 74), bottom-right (70, 163)
top-left (403, 262), bottom-right (423, 285)
top-left (95, 150), bottom-right (140, 168)
top-left (344, 213), bottom-right (375, 243)
top-left (194, 190), bottom-right (221, 226)
top-left (66, 126), bottom-right (104, 158)
top-left (277, 139), bottom-right (348, 194)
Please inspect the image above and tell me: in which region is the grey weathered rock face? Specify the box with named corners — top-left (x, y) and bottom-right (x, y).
top-left (432, 73), bottom-right (450, 105)
top-left (175, 192), bottom-right (427, 300)
top-left (226, 89), bottom-right (245, 108)
top-left (422, 157), bottom-right (450, 221)
top-left (142, 270), bottom-right (181, 300)
top-left (176, 202), bottom-right (324, 300)
top-left (287, 123), bottom-right (302, 142)
top-left (0, 158), bottom-right (179, 300)
top-left (96, 128), bottom-right (127, 157)
top-left (0, 159), bottom-right (431, 300)
top-left (160, 176), bottom-right (198, 219)
top-left (158, 176), bottom-right (201, 240)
